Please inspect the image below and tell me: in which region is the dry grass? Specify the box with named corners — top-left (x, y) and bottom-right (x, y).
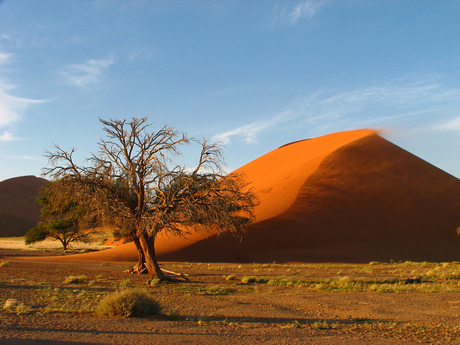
top-left (95, 288), bottom-right (161, 317)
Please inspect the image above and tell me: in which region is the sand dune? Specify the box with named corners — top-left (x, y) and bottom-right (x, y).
top-left (40, 129), bottom-right (460, 263)
top-left (0, 176), bottom-right (47, 236)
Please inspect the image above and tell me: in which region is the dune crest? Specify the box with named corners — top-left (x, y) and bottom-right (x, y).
top-left (46, 129), bottom-right (460, 263)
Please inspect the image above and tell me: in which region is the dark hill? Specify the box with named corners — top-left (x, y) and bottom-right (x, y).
top-left (0, 176), bottom-right (47, 237)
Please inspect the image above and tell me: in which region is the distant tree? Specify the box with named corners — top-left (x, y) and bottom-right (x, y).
top-left (25, 179), bottom-right (99, 251)
top-left (43, 117), bottom-right (257, 280)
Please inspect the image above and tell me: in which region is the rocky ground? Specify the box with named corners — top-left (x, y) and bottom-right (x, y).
top-left (1, 249), bottom-right (460, 344)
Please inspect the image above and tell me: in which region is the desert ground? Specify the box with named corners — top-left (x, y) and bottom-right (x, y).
top-left (2, 242), bottom-right (460, 344)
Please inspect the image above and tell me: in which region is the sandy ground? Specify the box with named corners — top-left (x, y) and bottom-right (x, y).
top-left (2, 249), bottom-right (460, 344)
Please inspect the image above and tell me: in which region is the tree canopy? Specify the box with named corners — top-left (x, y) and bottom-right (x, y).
top-left (44, 117), bottom-right (257, 280)
top-left (25, 179), bottom-right (99, 251)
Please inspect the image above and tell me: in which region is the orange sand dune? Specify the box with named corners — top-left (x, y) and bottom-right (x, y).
top-left (48, 129), bottom-right (460, 263)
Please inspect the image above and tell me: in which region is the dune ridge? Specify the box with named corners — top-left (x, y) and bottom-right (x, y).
top-left (38, 129), bottom-right (460, 263)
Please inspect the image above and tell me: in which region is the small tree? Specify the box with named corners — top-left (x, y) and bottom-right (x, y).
top-left (25, 179), bottom-right (98, 251)
top-left (44, 117), bottom-right (257, 280)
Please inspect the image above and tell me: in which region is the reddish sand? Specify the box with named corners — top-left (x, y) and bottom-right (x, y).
top-left (34, 129), bottom-right (460, 263)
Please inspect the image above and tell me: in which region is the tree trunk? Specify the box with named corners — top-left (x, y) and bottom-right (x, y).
top-left (132, 236), bottom-right (147, 273)
top-left (138, 232), bottom-right (165, 281)
top-left (59, 238), bottom-right (68, 251)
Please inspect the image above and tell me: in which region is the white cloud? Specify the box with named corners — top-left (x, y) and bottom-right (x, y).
top-left (0, 51), bottom-right (13, 65)
top-left (59, 57), bottom-right (115, 88)
top-left (290, 0), bottom-right (328, 23)
top-left (0, 131), bottom-right (14, 142)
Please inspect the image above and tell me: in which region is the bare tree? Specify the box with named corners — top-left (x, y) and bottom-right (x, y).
top-left (44, 118), bottom-right (257, 280)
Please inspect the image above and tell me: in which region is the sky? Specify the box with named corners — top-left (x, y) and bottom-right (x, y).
top-left (1, 0), bottom-right (460, 181)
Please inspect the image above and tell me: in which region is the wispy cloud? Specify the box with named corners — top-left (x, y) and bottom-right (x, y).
top-left (3, 153), bottom-right (42, 160)
top-left (0, 49), bottom-right (48, 141)
top-left (0, 82), bottom-right (47, 141)
top-left (128, 47), bottom-right (155, 62)
top-left (213, 113), bottom-right (293, 144)
top-left (298, 75), bottom-right (460, 125)
top-left (272, 0), bottom-right (329, 27)
top-left (434, 117), bottom-right (460, 132)
top-left (0, 82), bottom-right (47, 127)
top-left (290, 0), bottom-right (328, 23)
top-left (0, 51), bottom-right (14, 65)
top-left (0, 131), bottom-right (14, 142)
top-left (214, 73), bottom-right (460, 144)
top-left (59, 57), bottom-right (115, 89)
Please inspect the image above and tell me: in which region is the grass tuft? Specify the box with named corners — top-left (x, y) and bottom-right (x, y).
top-left (205, 284), bottom-right (234, 295)
top-left (96, 288), bottom-right (161, 317)
top-left (64, 275), bottom-right (88, 284)
top-left (241, 276), bottom-right (268, 284)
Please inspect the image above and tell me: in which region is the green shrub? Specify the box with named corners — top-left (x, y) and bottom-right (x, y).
top-left (64, 275), bottom-right (87, 284)
top-left (96, 288), bottom-right (161, 317)
top-left (0, 261), bottom-right (9, 267)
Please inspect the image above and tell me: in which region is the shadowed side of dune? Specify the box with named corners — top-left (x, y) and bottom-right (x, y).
top-left (156, 134), bottom-right (460, 263)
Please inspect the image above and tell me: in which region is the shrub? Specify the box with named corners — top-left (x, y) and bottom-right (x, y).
top-left (205, 284), bottom-right (233, 295)
top-left (0, 261), bottom-right (9, 267)
top-left (118, 279), bottom-right (131, 288)
top-left (64, 275), bottom-right (88, 284)
top-left (241, 276), bottom-right (268, 284)
top-left (241, 276), bottom-right (257, 284)
top-left (96, 288), bottom-right (161, 317)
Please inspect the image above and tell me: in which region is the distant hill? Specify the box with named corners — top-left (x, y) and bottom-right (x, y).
top-left (0, 176), bottom-right (47, 237)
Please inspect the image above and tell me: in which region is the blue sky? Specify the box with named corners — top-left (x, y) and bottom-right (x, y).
top-left (1, 0), bottom-right (460, 181)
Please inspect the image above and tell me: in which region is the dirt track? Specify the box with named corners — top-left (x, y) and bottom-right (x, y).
top-left (1, 249), bottom-right (460, 344)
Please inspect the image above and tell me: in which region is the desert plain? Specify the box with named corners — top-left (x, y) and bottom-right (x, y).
top-left (2, 245), bottom-right (460, 344)
top-left (2, 129), bottom-right (460, 343)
